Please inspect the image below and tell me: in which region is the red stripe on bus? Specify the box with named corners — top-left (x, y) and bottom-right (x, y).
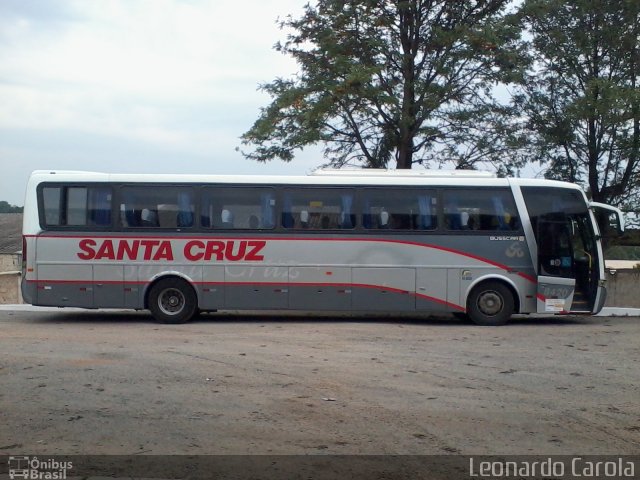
top-left (518, 272), bottom-right (537, 283)
top-left (27, 279), bottom-right (147, 285)
top-left (415, 293), bottom-right (466, 311)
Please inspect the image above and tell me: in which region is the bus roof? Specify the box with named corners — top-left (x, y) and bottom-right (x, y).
top-left (26, 169), bottom-right (584, 190)
top-left (310, 168), bottom-right (497, 178)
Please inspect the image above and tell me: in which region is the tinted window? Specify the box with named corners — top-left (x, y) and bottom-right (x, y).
top-left (42, 187), bottom-right (62, 226)
top-left (67, 187), bottom-right (88, 225)
top-left (201, 187), bottom-right (275, 230)
top-left (443, 189), bottom-right (520, 231)
top-left (119, 186), bottom-right (194, 228)
top-left (521, 187), bottom-right (587, 221)
top-left (362, 189), bottom-right (437, 230)
top-left (87, 187), bottom-right (113, 226)
top-left (282, 188), bottom-right (355, 230)
top-left (40, 185), bottom-right (112, 227)
top-left (522, 187), bottom-right (593, 278)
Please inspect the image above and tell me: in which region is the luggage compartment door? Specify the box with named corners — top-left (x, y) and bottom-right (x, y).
top-left (352, 267), bottom-right (415, 311)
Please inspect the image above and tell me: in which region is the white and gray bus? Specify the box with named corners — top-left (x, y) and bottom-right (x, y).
top-left (21, 169), bottom-right (623, 325)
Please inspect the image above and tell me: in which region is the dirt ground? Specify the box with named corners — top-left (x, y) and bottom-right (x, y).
top-left (0, 309), bottom-right (639, 458)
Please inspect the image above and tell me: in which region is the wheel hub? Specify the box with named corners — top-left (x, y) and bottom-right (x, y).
top-left (159, 288), bottom-right (185, 315)
top-left (478, 291), bottom-right (503, 316)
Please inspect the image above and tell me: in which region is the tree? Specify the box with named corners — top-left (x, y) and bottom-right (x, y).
top-left (512, 0), bottom-right (640, 209)
top-left (240, 0), bottom-right (520, 169)
top-left (0, 201), bottom-right (23, 213)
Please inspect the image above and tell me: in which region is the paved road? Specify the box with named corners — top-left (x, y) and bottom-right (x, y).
top-left (0, 309), bottom-right (639, 457)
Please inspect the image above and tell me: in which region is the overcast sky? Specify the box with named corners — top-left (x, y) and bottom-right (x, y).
top-left (0, 0), bottom-right (324, 205)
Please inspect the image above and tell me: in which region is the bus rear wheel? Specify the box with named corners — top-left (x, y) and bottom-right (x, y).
top-left (467, 281), bottom-right (514, 326)
top-left (148, 277), bottom-right (198, 324)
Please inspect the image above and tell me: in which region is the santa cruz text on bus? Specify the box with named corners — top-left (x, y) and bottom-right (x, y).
top-left (76, 238), bottom-right (266, 262)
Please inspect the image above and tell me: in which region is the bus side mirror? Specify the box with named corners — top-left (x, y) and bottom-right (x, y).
top-left (609, 212), bottom-right (624, 235)
top-left (590, 202), bottom-right (625, 236)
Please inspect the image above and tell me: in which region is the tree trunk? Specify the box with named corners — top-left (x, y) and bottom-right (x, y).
top-left (397, 136), bottom-right (413, 169)
top-left (397, 1), bottom-right (416, 170)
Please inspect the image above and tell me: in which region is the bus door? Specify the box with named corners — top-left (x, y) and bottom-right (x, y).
top-left (535, 214), bottom-right (601, 313)
top-left (522, 188), bottom-right (603, 314)
top-left (535, 218), bottom-right (576, 313)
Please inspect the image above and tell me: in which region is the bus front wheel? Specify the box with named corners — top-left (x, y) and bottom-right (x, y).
top-left (467, 281), bottom-right (514, 326)
top-left (148, 277), bottom-right (198, 324)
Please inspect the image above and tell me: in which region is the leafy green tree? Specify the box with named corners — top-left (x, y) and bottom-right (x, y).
top-left (0, 201), bottom-right (23, 213)
top-left (240, 0), bottom-right (520, 169)
top-left (512, 0), bottom-right (640, 208)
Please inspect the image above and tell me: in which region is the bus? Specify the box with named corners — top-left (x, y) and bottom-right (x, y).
top-left (21, 169), bottom-right (624, 325)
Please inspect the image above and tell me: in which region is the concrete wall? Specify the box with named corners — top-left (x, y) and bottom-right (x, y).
top-left (0, 253), bottom-right (19, 272)
top-left (0, 272), bottom-right (22, 304)
top-left (0, 253), bottom-right (22, 304)
top-left (605, 269), bottom-right (640, 308)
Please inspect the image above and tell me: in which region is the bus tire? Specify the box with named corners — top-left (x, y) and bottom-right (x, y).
top-left (467, 281), bottom-right (514, 326)
top-left (148, 277), bottom-right (198, 324)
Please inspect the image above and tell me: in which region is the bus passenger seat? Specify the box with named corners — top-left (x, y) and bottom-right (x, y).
top-left (379, 210), bottom-right (389, 229)
top-left (460, 211), bottom-right (470, 229)
top-left (300, 210), bottom-right (309, 228)
top-left (141, 208), bottom-right (158, 227)
top-left (177, 211), bottom-right (193, 228)
top-left (221, 209), bottom-right (234, 228)
top-left (447, 213), bottom-right (462, 230)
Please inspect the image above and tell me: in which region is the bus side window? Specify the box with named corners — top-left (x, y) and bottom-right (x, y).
top-left (445, 200), bottom-right (462, 230)
top-left (362, 189), bottom-right (437, 231)
top-left (88, 188), bottom-right (112, 226)
top-left (64, 187), bottom-right (87, 225)
top-left (202, 187), bottom-right (275, 230)
top-left (121, 190), bottom-right (141, 227)
top-left (443, 189), bottom-right (520, 232)
top-left (177, 192), bottom-right (194, 228)
top-left (282, 188), bottom-right (355, 230)
top-left (40, 185), bottom-right (112, 228)
top-left (339, 193), bottom-right (354, 229)
top-left (120, 186), bottom-right (194, 229)
top-left (42, 187), bottom-right (62, 226)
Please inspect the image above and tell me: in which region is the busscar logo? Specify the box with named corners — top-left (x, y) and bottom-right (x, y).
top-left (490, 236), bottom-right (525, 242)
top-left (505, 242), bottom-right (525, 258)
top-left (8, 456), bottom-right (73, 480)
